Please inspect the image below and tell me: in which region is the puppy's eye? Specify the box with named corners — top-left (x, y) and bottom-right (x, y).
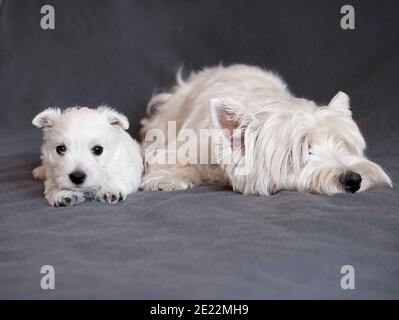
top-left (56, 145), bottom-right (66, 155)
top-left (92, 145), bottom-right (103, 156)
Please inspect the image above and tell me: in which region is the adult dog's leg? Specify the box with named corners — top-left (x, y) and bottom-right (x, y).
top-left (141, 164), bottom-right (201, 191)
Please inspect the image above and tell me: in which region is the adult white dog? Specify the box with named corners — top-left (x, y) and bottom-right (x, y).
top-left (33, 106), bottom-right (143, 206)
top-left (140, 64), bottom-right (392, 195)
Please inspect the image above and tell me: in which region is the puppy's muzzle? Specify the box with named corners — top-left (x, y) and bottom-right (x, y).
top-left (339, 171), bottom-right (362, 193)
top-left (69, 171), bottom-right (86, 185)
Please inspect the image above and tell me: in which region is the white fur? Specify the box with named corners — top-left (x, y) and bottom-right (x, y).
top-left (140, 64), bottom-right (392, 195)
top-left (33, 106), bottom-right (143, 206)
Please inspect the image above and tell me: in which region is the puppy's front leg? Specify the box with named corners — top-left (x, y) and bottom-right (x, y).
top-left (95, 182), bottom-right (128, 204)
top-left (95, 160), bottom-right (142, 204)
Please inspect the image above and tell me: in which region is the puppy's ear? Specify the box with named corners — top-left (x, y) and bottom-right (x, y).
top-left (32, 108), bottom-right (61, 129)
top-left (98, 106), bottom-right (129, 130)
top-left (210, 97), bottom-right (253, 135)
top-left (328, 91), bottom-right (351, 114)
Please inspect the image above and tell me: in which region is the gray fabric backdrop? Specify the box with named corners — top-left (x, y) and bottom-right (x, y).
top-left (0, 0), bottom-right (398, 299)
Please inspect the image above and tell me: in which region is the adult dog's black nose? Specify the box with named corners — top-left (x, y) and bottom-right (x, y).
top-left (69, 171), bottom-right (86, 185)
top-left (339, 171), bottom-right (362, 193)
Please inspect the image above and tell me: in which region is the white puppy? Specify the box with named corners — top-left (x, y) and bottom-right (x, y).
top-left (33, 106), bottom-right (143, 206)
top-left (140, 64), bottom-right (392, 195)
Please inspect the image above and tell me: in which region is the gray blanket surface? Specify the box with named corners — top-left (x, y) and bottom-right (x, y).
top-left (0, 132), bottom-right (398, 299)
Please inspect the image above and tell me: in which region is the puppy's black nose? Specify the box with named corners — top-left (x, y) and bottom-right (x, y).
top-left (339, 171), bottom-right (362, 193)
top-left (69, 171), bottom-right (86, 185)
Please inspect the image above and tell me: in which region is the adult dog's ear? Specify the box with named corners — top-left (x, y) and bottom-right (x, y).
top-left (210, 97), bottom-right (253, 136)
top-left (98, 106), bottom-right (129, 130)
top-left (32, 108), bottom-right (61, 129)
top-left (328, 91), bottom-right (351, 114)
top-left (209, 97), bottom-right (255, 156)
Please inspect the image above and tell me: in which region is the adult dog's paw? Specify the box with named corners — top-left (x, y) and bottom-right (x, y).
top-left (141, 175), bottom-right (193, 192)
top-left (48, 190), bottom-right (86, 207)
top-left (95, 189), bottom-right (126, 204)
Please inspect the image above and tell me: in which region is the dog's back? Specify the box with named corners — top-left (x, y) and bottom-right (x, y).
top-left (140, 64), bottom-right (292, 143)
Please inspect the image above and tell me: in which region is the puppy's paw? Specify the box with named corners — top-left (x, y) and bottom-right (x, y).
top-left (95, 189), bottom-right (126, 204)
top-left (48, 190), bottom-right (86, 207)
top-left (33, 166), bottom-right (46, 180)
top-left (141, 175), bottom-right (193, 192)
